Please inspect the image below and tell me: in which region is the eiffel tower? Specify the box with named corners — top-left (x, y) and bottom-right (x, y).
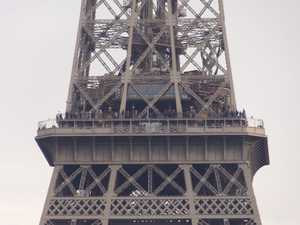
top-left (36, 0), bottom-right (270, 225)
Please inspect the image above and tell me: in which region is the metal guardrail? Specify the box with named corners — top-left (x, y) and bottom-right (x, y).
top-left (38, 117), bottom-right (264, 133)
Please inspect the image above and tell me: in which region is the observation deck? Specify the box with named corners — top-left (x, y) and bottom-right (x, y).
top-left (37, 117), bottom-right (266, 138)
top-left (36, 116), bottom-right (269, 173)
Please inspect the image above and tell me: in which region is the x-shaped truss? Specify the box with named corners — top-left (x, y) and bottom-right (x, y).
top-left (54, 166), bottom-right (111, 197)
top-left (191, 165), bottom-right (247, 196)
top-left (114, 165), bottom-right (185, 196)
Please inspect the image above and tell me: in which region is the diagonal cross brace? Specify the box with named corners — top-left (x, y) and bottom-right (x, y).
top-left (86, 167), bottom-right (111, 193)
top-left (219, 166), bottom-right (246, 195)
top-left (152, 166), bottom-right (186, 195)
top-left (118, 167), bottom-right (148, 194)
top-left (139, 82), bottom-right (173, 117)
top-left (130, 83), bottom-right (164, 118)
top-left (114, 165), bottom-right (148, 195)
top-left (54, 167), bottom-right (82, 195)
top-left (191, 166), bottom-right (218, 195)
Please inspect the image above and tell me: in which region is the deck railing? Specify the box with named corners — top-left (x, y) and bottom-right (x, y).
top-left (38, 117), bottom-right (264, 133)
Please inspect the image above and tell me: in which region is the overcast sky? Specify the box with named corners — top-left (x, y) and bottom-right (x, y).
top-left (0, 1), bottom-right (299, 225)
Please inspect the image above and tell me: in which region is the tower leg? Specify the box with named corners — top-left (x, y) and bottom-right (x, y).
top-left (39, 165), bottom-right (111, 225)
top-left (39, 167), bottom-right (60, 225)
top-left (102, 165), bottom-right (120, 225)
top-left (191, 163), bottom-right (262, 225)
top-left (241, 164), bottom-right (262, 225)
top-left (182, 165), bottom-right (197, 225)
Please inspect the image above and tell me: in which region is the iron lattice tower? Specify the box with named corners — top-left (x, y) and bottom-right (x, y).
top-left (36, 1), bottom-right (269, 225)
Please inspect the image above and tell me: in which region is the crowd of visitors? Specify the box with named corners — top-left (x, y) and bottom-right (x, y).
top-left (56, 106), bottom-right (247, 122)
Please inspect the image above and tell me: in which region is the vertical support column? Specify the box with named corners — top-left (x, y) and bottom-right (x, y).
top-left (213, 164), bottom-right (222, 194)
top-left (92, 136), bottom-right (96, 161)
top-left (120, 0), bottom-right (138, 113)
top-left (39, 167), bottom-right (61, 225)
top-left (223, 136), bottom-right (226, 160)
top-left (240, 163), bottom-right (262, 225)
top-left (129, 137), bottom-right (133, 160)
top-left (73, 137), bottom-right (78, 161)
top-left (181, 164), bottom-right (197, 225)
top-left (186, 136), bottom-right (190, 160)
top-left (66, 0), bottom-right (87, 112)
top-left (111, 137), bottom-right (115, 161)
top-left (148, 165), bottom-right (153, 194)
top-left (148, 137), bottom-right (152, 160)
top-left (167, 136), bottom-right (171, 160)
top-left (166, 0), bottom-right (183, 115)
top-left (218, 0), bottom-right (236, 111)
top-left (103, 165), bottom-right (120, 225)
top-left (204, 136), bottom-right (208, 160)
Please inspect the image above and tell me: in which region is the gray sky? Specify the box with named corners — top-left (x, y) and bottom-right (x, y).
top-left (0, 0), bottom-right (299, 225)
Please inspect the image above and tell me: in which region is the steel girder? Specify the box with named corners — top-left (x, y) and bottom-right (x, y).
top-left (40, 163), bottom-right (261, 225)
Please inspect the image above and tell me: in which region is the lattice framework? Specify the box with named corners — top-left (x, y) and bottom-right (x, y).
top-left (66, 0), bottom-right (236, 118)
top-left (37, 1), bottom-right (269, 225)
top-left (40, 164), bottom-right (262, 225)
